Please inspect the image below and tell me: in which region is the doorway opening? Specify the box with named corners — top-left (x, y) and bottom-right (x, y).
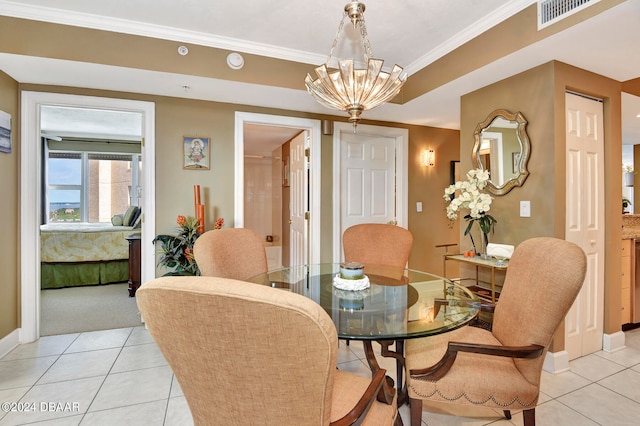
top-left (234, 112), bottom-right (321, 265)
top-left (20, 92), bottom-right (156, 342)
top-left (243, 123), bottom-right (302, 268)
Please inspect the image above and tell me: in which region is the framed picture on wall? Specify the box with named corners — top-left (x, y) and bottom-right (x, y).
top-left (183, 137), bottom-right (210, 170)
top-left (282, 156), bottom-right (290, 187)
top-left (0, 110), bottom-right (11, 154)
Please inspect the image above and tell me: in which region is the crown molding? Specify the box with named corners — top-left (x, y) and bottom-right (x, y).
top-left (0, 0), bottom-right (535, 76)
top-left (404, 0), bottom-right (536, 75)
top-left (0, 0), bottom-right (326, 65)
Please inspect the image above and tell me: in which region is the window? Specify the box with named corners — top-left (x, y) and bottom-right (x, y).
top-left (47, 151), bottom-right (141, 223)
top-left (47, 153), bottom-right (82, 222)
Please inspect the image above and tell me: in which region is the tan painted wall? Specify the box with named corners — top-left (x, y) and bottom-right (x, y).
top-left (460, 61), bottom-right (623, 352)
top-left (462, 63), bottom-right (557, 247)
top-left (622, 78), bottom-right (640, 97)
top-left (0, 70), bottom-right (19, 339)
top-left (406, 125), bottom-right (461, 276)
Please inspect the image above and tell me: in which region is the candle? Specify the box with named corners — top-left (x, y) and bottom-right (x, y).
top-left (194, 185), bottom-right (201, 216)
top-left (197, 204), bottom-right (205, 234)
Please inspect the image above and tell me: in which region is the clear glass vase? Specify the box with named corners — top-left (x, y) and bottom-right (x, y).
top-left (479, 232), bottom-right (490, 259)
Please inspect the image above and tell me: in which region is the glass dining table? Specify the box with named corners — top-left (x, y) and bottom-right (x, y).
top-left (247, 263), bottom-right (481, 404)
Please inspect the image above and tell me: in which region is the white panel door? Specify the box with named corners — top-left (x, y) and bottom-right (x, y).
top-left (340, 131), bottom-right (396, 254)
top-left (565, 92), bottom-right (605, 360)
top-left (289, 131), bottom-right (308, 267)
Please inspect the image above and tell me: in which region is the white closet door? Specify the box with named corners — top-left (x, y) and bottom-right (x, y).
top-left (565, 91), bottom-right (605, 360)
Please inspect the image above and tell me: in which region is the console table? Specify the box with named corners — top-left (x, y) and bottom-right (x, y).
top-left (125, 234), bottom-right (142, 297)
top-left (444, 254), bottom-right (508, 302)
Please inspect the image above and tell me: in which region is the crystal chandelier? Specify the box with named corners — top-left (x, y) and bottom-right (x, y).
top-left (304, 2), bottom-right (407, 129)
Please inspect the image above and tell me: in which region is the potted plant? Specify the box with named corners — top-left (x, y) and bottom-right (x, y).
top-left (153, 215), bottom-right (224, 276)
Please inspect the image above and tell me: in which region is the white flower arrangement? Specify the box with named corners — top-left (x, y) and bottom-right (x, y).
top-left (623, 164), bottom-right (635, 174)
top-left (443, 168), bottom-right (496, 255)
top-left (443, 169), bottom-right (493, 222)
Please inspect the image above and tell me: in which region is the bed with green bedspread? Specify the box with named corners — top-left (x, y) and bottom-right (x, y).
top-left (40, 223), bottom-right (140, 289)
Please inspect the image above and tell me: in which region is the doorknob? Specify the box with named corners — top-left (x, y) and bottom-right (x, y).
top-left (590, 240), bottom-right (596, 245)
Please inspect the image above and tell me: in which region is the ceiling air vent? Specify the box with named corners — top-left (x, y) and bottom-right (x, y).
top-left (538, 0), bottom-right (600, 29)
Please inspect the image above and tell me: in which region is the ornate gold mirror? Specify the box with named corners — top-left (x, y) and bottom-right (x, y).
top-left (472, 109), bottom-right (530, 195)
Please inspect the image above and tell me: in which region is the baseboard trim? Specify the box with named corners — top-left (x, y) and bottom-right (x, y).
top-left (543, 350), bottom-right (570, 374)
top-left (603, 331), bottom-right (626, 353)
top-left (0, 329), bottom-right (20, 359)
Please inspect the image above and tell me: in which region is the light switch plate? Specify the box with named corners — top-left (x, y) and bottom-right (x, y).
top-left (416, 202), bottom-right (423, 213)
top-left (520, 201), bottom-right (531, 217)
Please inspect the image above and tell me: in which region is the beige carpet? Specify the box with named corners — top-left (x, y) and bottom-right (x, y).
top-left (40, 283), bottom-right (143, 336)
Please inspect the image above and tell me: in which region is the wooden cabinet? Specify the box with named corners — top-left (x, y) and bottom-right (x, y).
top-left (126, 234), bottom-right (142, 297)
top-left (621, 239), bottom-right (633, 325)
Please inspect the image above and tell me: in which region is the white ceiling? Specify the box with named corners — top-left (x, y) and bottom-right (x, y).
top-left (1, 0), bottom-right (640, 151)
top-left (40, 105), bottom-right (143, 141)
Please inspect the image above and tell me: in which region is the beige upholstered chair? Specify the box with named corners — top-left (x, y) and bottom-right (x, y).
top-left (137, 276), bottom-right (398, 426)
top-left (343, 223), bottom-right (413, 268)
top-left (405, 237), bottom-right (587, 426)
top-left (342, 224), bottom-right (412, 353)
top-left (193, 228), bottom-right (268, 280)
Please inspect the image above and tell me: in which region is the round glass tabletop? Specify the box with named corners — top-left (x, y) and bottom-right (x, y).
top-left (246, 263), bottom-right (481, 341)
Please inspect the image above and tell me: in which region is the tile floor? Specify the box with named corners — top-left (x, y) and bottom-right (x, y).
top-left (1, 326), bottom-right (640, 425)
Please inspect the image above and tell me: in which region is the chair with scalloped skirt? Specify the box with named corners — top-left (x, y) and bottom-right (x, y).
top-left (405, 237), bottom-right (586, 426)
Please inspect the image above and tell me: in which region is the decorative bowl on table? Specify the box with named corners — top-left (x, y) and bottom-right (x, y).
top-left (339, 262), bottom-right (365, 280)
top-left (334, 262), bottom-right (370, 291)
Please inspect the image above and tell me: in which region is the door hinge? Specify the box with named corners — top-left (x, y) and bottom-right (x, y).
top-left (304, 211), bottom-right (310, 220)
top-left (305, 148), bottom-right (310, 159)
top-left (141, 137), bottom-right (145, 147)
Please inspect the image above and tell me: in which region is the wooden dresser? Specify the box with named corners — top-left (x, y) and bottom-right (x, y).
top-left (126, 234), bottom-right (142, 297)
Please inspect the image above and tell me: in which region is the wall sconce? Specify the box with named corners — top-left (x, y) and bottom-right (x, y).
top-left (421, 149), bottom-right (435, 167)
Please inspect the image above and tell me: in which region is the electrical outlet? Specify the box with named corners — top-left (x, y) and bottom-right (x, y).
top-left (520, 201), bottom-right (531, 217)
